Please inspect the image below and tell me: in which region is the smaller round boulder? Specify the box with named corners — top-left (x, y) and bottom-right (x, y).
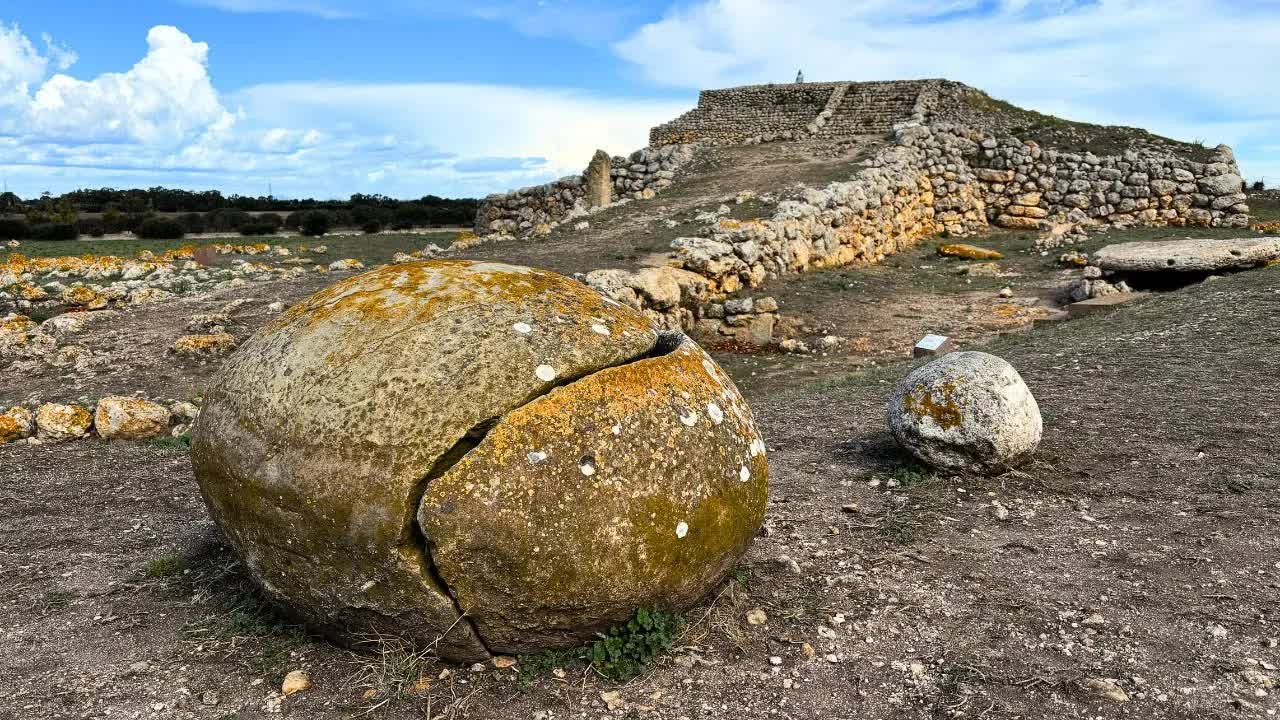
top-left (887, 351), bottom-right (1041, 473)
top-left (95, 396), bottom-right (170, 440)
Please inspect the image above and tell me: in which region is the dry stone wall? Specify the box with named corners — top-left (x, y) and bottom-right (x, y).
top-left (955, 130), bottom-right (1249, 230)
top-left (474, 144), bottom-right (695, 236)
top-left (584, 123), bottom-right (990, 334)
top-left (650, 83), bottom-right (841, 146)
top-left (650, 80), bottom-right (947, 146)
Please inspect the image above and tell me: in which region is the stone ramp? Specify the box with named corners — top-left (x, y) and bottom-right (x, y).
top-left (815, 81), bottom-right (927, 137)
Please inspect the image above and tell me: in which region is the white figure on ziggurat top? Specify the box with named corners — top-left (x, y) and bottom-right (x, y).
top-left (795, 69), bottom-right (804, 83)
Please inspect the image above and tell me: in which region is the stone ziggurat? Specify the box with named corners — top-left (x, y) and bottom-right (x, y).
top-left (472, 79), bottom-right (1252, 344)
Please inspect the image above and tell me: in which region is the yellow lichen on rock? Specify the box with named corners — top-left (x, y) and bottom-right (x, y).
top-left (902, 381), bottom-right (964, 431)
top-left (172, 333), bottom-right (237, 358)
top-left (420, 336), bottom-right (768, 653)
top-left (35, 403), bottom-right (93, 440)
top-left (61, 286), bottom-right (109, 310)
top-left (938, 243), bottom-right (1004, 261)
top-left (0, 406), bottom-right (34, 444)
top-left (452, 230), bottom-right (482, 250)
top-left (94, 396), bottom-right (170, 440)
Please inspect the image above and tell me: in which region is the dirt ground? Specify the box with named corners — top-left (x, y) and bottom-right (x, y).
top-left (3, 193), bottom-right (1279, 719)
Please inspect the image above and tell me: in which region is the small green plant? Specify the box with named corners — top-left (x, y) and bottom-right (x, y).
top-left (516, 647), bottom-right (583, 686)
top-left (145, 553), bottom-right (186, 579)
top-left (889, 463), bottom-right (934, 487)
top-left (589, 608), bottom-right (683, 681)
top-left (150, 432), bottom-right (191, 449)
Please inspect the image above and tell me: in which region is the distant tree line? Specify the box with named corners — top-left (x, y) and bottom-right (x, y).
top-left (0, 188), bottom-right (479, 241)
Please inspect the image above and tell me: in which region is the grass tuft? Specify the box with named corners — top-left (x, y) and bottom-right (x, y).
top-left (149, 432), bottom-right (191, 449)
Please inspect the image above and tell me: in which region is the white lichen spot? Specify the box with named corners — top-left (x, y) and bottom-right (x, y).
top-left (702, 358), bottom-right (717, 376)
top-left (359, 580), bottom-right (377, 592)
top-left (675, 521), bottom-right (689, 539)
top-left (679, 408), bottom-right (698, 427)
top-left (527, 450), bottom-right (548, 464)
top-left (591, 323), bottom-right (611, 336)
top-left (535, 364), bottom-right (556, 382)
top-left (750, 438), bottom-right (766, 457)
top-left (739, 465), bottom-right (751, 483)
top-left (512, 322), bottom-right (532, 334)
top-left (579, 457), bottom-right (596, 476)
top-left (706, 402), bottom-right (724, 425)
top-left (611, 424), bottom-right (622, 435)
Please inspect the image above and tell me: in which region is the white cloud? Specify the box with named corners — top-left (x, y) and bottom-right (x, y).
top-left (0, 23), bottom-right (688, 199)
top-left (613, 0), bottom-right (1280, 182)
top-left (233, 82), bottom-right (685, 177)
top-left (0, 22), bottom-right (52, 113)
top-left (183, 0), bottom-right (356, 20)
top-left (25, 26), bottom-right (235, 146)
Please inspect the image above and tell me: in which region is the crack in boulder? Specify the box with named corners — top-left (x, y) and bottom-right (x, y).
top-left (400, 330), bottom-right (687, 653)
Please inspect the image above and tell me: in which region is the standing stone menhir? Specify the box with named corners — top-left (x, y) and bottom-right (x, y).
top-left (585, 149), bottom-right (613, 208)
top-left (191, 260), bottom-right (768, 661)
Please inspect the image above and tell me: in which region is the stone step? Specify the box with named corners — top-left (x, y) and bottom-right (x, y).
top-left (1067, 292), bottom-right (1150, 318)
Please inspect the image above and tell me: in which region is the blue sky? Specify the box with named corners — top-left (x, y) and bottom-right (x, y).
top-left (1, 0), bottom-right (1277, 199)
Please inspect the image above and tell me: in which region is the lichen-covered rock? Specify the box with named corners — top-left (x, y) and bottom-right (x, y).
top-left (419, 333), bottom-right (766, 653)
top-left (61, 286), bottom-right (108, 310)
top-left (35, 402), bottom-right (93, 440)
top-left (938, 243), bottom-right (1004, 261)
top-left (887, 351), bottom-right (1041, 473)
top-left (172, 333), bottom-right (237, 358)
top-left (0, 406), bottom-right (34, 444)
top-left (328, 258), bottom-right (365, 272)
top-left (94, 396), bottom-right (170, 440)
top-left (191, 260), bottom-right (767, 662)
top-left (1093, 237), bottom-right (1280, 273)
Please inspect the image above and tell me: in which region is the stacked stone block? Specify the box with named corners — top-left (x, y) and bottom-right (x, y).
top-left (953, 128), bottom-right (1249, 230)
top-left (649, 83), bottom-right (843, 146)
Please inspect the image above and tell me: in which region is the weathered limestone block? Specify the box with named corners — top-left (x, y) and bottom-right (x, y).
top-left (61, 286), bottom-right (108, 310)
top-left (0, 406), bottom-right (34, 444)
top-left (996, 215), bottom-right (1041, 230)
top-left (938, 244), bottom-right (1003, 261)
top-left (35, 403), bottom-right (93, 440)
top-left (1198, 173), bottom-right (1243, 196)
top-left (191, 261), bottom-right (767, 660)
top-left (1094, 237), bottom-right (1280, 273)
top-left (172, 333), bottom-right (237, 358)
top-left (94, 396), bottom-right (170, 440)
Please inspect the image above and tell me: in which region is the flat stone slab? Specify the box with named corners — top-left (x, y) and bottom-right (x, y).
top-left (1093, 237), bottom-right (1280, 273)
top-left (1068, 292), bottom-right (1150, 318)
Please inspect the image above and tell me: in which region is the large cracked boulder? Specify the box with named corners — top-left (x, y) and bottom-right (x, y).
top-left (191, 260), bottom-right (768, 661)
top-left (887, 351), bottom-right (1041, 473)
top-left (1094, 237), bottom-right (1280, 273)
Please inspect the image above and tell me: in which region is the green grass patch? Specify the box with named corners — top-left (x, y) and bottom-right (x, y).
top-left (149, 432), bottom-right (191, 450)
top-left (145, 553), bottom-right (186, 579)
